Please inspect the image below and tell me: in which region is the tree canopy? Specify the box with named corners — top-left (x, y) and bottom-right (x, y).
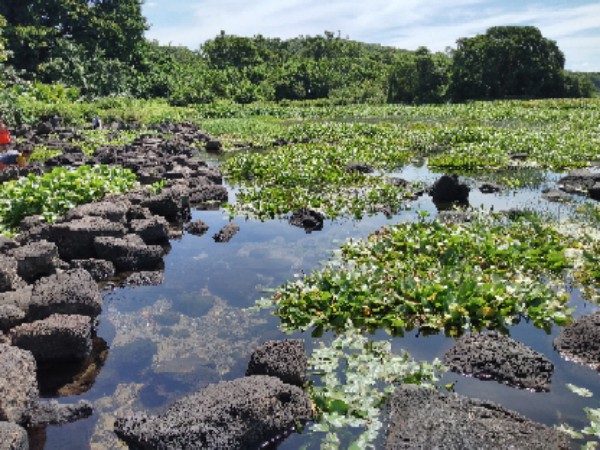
top-left (0, 9), bottom-right (595, 105)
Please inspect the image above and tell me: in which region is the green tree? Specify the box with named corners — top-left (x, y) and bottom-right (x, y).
top-left (449, 26), bottom-right (566, 101)
top-left (0, 0), bottom-right (147, 90)
top-left (387, 47), bottom-right (449, 104)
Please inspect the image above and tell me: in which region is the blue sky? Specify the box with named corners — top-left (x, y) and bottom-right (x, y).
top-left (142, 0), bottom-right (600, 71)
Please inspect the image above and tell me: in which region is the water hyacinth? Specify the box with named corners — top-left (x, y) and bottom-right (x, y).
top-left (269, 213), bottom-right (576, 335)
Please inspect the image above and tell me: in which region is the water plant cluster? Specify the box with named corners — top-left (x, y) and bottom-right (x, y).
top-left (0, 165), bottom-right (137, 235)
top-left (268, 214), bottom-right (575, 336)
top-left (307, 326), bottom-right (445, 448)
top-left (222, 98), bottom-right (600, 219)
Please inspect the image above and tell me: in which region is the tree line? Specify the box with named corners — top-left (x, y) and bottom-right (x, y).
top-left (0, 0), bottom-right (596, 106)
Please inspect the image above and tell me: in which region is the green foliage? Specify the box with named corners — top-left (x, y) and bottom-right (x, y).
top-left (224, 121), bottom-right (419, 220)
top-left (268, 215), bottom-right (574, 335)
top-left (308, 326), bottom-right (444, 448)
top-left (0, 0), bottom-right (147, 97)
top-left (0, 165), bottom-right (137, 235)
top-left (449, 26), bottom-right (567, 101)
top-left (558, 384), bottom-right (600, 446)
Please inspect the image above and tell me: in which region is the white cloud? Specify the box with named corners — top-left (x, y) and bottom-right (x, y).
top-left (143, 0), bottom-right (600, 70)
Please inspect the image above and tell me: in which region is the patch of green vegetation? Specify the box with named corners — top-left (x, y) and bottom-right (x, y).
top-left (266, 214), bottom-right (574, 336)
top-left (307, 326), bottom-right (445, 448)
top-left (558, 383), bottom-right (600, 447)
top-left (0, 165), bottom-right (138, 235)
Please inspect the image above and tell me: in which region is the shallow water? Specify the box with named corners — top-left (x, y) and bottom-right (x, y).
top-left (38, 166), bottom-right (599, 449)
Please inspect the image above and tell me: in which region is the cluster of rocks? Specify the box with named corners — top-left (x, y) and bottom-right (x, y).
top-left (114, 339), bottom-right (313, 449)
top-left (0, 120), bottom-right (243, 447)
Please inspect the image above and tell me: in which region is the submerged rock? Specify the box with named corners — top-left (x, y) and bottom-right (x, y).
top-left (554, 312), bottom-right (600, 370)
top-left (384, 384), bottom-right (568, 449)
top-left (114, 375), bottom-right (313, 449)
top-left (444, 332), bottom-right (554, 391)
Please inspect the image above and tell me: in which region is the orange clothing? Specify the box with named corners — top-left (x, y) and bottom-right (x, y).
top-left (0, 128), bottom-right (11, 145)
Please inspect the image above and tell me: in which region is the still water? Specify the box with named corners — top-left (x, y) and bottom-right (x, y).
top-left (39, 166), bottom-right (599, 449)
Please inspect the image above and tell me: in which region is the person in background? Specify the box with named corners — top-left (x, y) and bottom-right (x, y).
top-left (0, 117), bottom-right (32, 169)
top-left (92, 115), bottom-right (103, 130)
top-left (0, 116), bottom-right (12, 152)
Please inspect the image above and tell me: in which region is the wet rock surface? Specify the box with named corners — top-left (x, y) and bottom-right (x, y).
top-left (114, 375), bottom-right (313, 449)
top-left (383, 384), bottom-right (568, 449)
top-left (0, 344), bottom-right (38, 424)
top-left (246, 339), bottom-right (307, 386)
top-left (185, 219), bottom-right (209, 236)
top-left (444, 332), bottom-right (554, 391)
top-left (554, 312), bottom-right (600, 370)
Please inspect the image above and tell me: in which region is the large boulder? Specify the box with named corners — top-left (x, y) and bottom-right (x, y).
top-left (0, 344), bottom-right (38, 424)
top-left (246, 340), bottom-right (307, 386)
top-left (384, 384), bottom-right (568, 449)
top-left (554, 312), bottom-right (600, 370)
top-left (114, 375), bottom-right (314, 449)
top-left (429, 174), bottom-right (470, 207)
top-left (444, 332), bottom-right (554, 391)
top-left (140, 186), bottom-right (191, 222)
top-left (10, 314), bottom-right (92, 362)
top-left (28, 269), bottom-right (102, 320)
top-left (188, 185), bottom-right (228, 209)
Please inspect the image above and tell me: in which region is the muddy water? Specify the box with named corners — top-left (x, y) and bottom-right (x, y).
top-left (39, 166), bottom-right (599, 449)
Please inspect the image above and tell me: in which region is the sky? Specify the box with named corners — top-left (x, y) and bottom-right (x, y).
top-left (142, 0), bottom-right (600, 72)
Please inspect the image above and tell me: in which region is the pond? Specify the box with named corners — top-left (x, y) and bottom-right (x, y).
top-left (38, 164), bottom-right (599, 449)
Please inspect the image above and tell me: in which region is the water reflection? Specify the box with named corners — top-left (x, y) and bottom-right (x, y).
top-left (40, 167), bottom-right (600, 449)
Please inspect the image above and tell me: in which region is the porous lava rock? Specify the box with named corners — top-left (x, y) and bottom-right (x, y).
top-left (69, 258), bottom-right (116, 281)
top-left (288, 208), bottom-right (324, 233)
top-left (114, 375), bottom-right (314, 449)
top-left (185, 220), bottom-right (209, 236)
top-left (28, 269), bottom-right (102, 320)
top-left (444, 332), bottom-right (554, 391)
top-left (554, 312), bottom-right (600, 370)
top-left (0, 422), bottom-right (28, 450)
top-left (10, 240), bottom-right (60, 283)
top-left (246, 339), bottom-right (307, 386)
top-left (43, 216), bottom-right (127, 261)
top-left (213, 223), bottom-right (240, 243)
top-left (128, 216), bottom-right (170, 245)
top-left (93, 234), bottom-right (164, 272)
top-left (0, 304), bottom-right (26, 331)
top-left (0, 344), bottom-right (38, 424)
top-left (10, 314), bottom-right (92, 362)
top-left (0, 255), bottom-right (25, 292)
top-left (383, 384), bottom-right (568, 449)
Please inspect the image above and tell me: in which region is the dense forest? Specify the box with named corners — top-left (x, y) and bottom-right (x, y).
top-left (0, 0), bottom-right (597, 113)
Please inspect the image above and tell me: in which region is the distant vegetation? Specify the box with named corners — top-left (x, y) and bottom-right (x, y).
top-left (0, 1), bottom-right (597, 121)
